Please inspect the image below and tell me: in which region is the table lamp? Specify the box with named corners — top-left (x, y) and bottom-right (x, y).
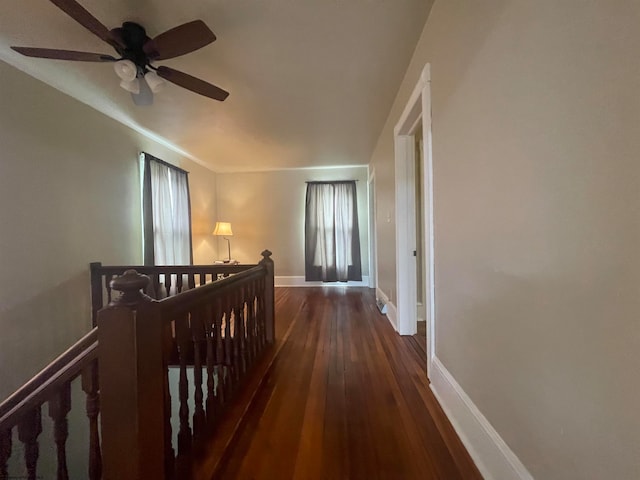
top-left (212, 222), bottom-right (233, 262)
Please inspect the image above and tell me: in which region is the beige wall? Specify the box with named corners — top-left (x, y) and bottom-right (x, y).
top-left (216, 167), bottom-right (369, 277)
top-left (371, 1), bottom-right (640, 479)
top-left (189, 162), bottom-right (219, 264)
top-left (0, 60), bottom-right (217, 400)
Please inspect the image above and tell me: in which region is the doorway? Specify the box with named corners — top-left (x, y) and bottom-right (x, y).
top-left (394, 63), bottom-right (435, 376)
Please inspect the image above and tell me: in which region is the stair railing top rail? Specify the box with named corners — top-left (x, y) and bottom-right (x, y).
top-left (91, 263), bottom-right (256, 276)
top-left (0, 327), bottom-right (98, 428)
top-left (90, 262), bottom-right (259, 326)
top-left (155, 264), bottom-right (265, 315)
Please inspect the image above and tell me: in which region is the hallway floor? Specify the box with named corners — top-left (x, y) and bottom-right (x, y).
top-left (217, 287), bottom-right (482, 480)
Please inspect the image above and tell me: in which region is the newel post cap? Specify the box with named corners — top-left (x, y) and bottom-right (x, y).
top-left (260, 250), bottom-right (272, 260)
top-left (109, 269), bottom-right (151, 308)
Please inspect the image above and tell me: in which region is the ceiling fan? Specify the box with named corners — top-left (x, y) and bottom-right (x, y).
top-left (10, 0), bottom-right (229, 105)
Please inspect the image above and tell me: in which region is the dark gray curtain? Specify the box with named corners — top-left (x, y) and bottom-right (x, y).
top-left (305, 181), bottom-right (362, 282)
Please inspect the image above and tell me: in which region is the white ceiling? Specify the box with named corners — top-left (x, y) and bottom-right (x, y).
top-left (0, 0), bottom-right (431, 172)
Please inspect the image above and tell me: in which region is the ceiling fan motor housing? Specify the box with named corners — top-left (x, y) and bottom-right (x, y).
top-left (112, 22), bottom-right (152, 74)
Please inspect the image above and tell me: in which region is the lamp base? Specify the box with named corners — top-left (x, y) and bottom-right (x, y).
top-left (214, 259), bottom-right (238, 265)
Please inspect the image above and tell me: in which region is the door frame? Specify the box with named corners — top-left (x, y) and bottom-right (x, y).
top-left (368, 167), bottom-right (378, 289)
top-left (394, 63), bottom-right (435, 375)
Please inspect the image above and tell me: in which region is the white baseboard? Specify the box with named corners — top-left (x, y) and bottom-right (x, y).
top-left (375, 287), bottom-right (398, 331)
top-left (430, 357), bottom-right (534, 480)
top-left (386, 301), bottom-right (397, 330)
top-left (275, 276), bottom-right (370, 287)
top-left (376, 287), bottom-right (389, 304)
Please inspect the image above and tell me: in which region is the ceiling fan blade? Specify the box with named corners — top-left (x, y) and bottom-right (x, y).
top-left (11, 46), bottom-right (116, 62)
top-left (156, 66), bottom-right (229, 101)
top-left (144, 20), bottom-right (216, 60)
top-left (49, 0), bottom-right (111, 43)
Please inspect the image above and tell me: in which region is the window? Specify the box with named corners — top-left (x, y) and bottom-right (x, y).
top-left (304, 181), bottom-right (362, 282)
top-left (141, 153), bottom-right (193, 266)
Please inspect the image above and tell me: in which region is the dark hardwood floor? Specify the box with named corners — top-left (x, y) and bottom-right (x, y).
top-left (216, 287), bottom-right (482, 480)
top-left (407, 320), bottom-right (428, 365)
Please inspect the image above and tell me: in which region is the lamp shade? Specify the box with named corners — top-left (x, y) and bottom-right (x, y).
top-left (114, 59), bottom-right (137, 81)
top-left (212, 222), bottom-right (233, 236)
top-left (145, 70), bottom-right (166, 93)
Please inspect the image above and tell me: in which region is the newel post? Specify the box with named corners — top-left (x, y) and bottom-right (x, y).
top-left (259, 250), bottom-right (275, 343)
top-left (97, 270), bottom-right (166, 480)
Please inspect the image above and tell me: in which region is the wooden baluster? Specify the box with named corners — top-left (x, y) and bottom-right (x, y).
top-left (191, 308), bottom-right (206, 440)
top-left (218, 298), bottom-right (229, 403)
top-left (237, 287), bottom-right (247, 377)
top-left (243, 298), bottom-right (251, 369)
top-left (231, 294), bottom-right (240, 384)
top-left (250, 290), bottom-right (258, 357)
top-left (252, 281), bottom-right (259, 357)
top-left (263, 276), bottom-right (269, 347)
top-left (224, 296), bottom-right (232, 367)
top-left (48, 382), bottom-right (71, 480)
top-left (243, 286), bottom-right (249, 365)
top-left (164, 273), bottom-right (173, 297)
top-left (214, 298), bottom-right (224, 366)
top-left (203, 304), bottom-right (217, 426)
top-left (0, 428), bottom-right (11, 480)
top-left (255, 281), bottom-right (263, 352)
top-left (176, 273), bottom-right (183, 294)
top-left (161, 319), bottom-right (175, 478)
top-left (151, 273), bottom-right (161, 299)
top-left (81, 360), bottom-right (101, 480)
top-left (18, 408), bottom-right (42, 480)
top-left (232, 290), bottom-right (241, 385)
top-left (246, 286), bottom-right (252, 365)
top-left (223, 296), bottom-right (234, 398)
top-left (259, 250), bottom-right (275, 344)
top-left (175, 314), bottom-right (192, 454)
top-left (249, 282), bottom-right (256, 363)
top-left (173, 312), bottom-right (192, 479)
top-left (213, 298), bottom-right (225, 410)
top-left (253, 281), bottom-right (260, 354)
top-left (263, 276), bottom-right (269, 348)
top-left (188, 273), bottom-right (196, 290)
top-left (199, 273), bottom-right (206, 286)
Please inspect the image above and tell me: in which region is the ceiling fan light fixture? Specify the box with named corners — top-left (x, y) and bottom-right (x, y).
top-left (11, 6), bottom-right (228, 104)
top-left (145, 70), bottom-right (166, 93)
top-left (120, 78), bottom-right (140, 94)
top-left (113, 59), bottom-right (137, 81)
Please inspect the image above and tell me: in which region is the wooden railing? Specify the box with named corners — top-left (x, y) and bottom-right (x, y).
top-left (90, 261), bottom-right (258, 326)
top-left (0, 250), bottom-right (275, 480)
top-left (98, 250), bottom-right (275, 479)
top-left (0, 329), bottom-right (102, 480)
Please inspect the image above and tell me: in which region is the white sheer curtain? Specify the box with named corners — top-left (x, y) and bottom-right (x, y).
top-left (305, 181), bottom-right (361, 282)
top-left (149, 160), bottom-right (191, 265)
top-left (334, 183), bottom-right (355, 279)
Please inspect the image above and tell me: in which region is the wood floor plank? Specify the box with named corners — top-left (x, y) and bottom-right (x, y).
top-left (214, 288), bottom-right (483, 480)
top-left (322, 302), bottom-right (349, 480)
